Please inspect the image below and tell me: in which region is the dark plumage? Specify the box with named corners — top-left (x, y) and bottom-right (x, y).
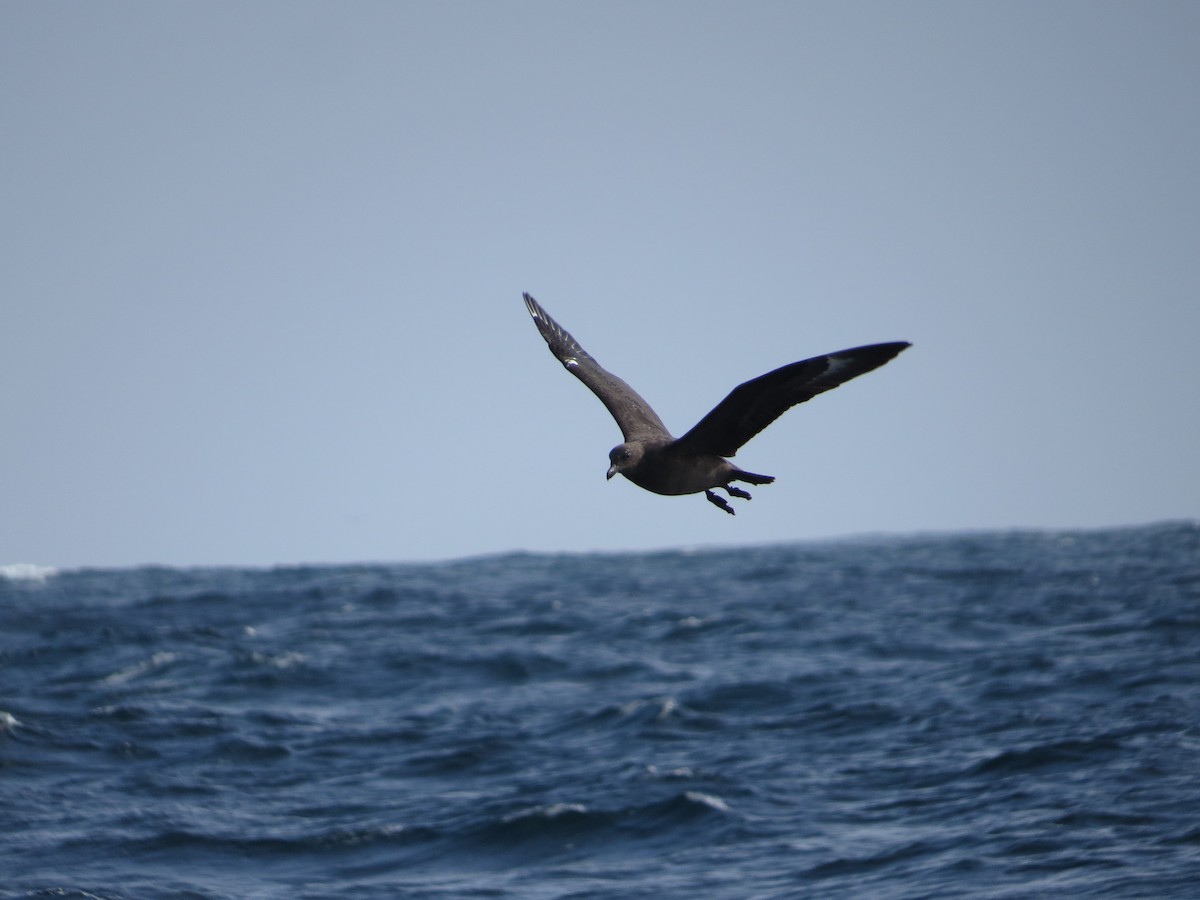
top-left (523, 293), bottom-right (909, 514)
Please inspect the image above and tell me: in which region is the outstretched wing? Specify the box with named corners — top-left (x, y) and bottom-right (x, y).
top-left (674, 342), bottom-right (910, 457)
top-left (523, 294), bottom-right (672, 441)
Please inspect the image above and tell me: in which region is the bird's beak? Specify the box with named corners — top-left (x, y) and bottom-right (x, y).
top-left (606, 465), bottom-right (618, 480)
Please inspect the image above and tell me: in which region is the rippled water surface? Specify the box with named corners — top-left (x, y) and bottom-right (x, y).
top-left (3, 523), bottom-right (1199, 898)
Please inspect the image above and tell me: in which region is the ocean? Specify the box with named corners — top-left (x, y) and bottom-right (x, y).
top-left (2, 522), bottom-right (1198, 898)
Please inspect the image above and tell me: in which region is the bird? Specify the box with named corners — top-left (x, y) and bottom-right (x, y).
top-left (523, 293), bottom-right (910, 515)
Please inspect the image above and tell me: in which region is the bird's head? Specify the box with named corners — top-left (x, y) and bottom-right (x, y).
top-left (606, 442), bottom-right (642, 480)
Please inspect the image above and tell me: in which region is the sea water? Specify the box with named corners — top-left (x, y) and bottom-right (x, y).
top-left (2, 523), bottom-right (1198, 898)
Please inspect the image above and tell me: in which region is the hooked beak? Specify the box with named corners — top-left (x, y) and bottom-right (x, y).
top-left (606, 465), bottom-right (618, 480)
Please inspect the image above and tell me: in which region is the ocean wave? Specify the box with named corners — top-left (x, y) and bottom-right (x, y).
top-left (0, 562), bottom-right (57, 583)
top-left (476, 789), bottom-right (738, 852)
top-left (3, 523), bottom-right (1198, 897)
top-left (969, 733), bottom-right (1125, 777)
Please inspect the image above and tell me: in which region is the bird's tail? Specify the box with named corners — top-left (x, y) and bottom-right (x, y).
top-left (732, 468), bottom-right (775, 486)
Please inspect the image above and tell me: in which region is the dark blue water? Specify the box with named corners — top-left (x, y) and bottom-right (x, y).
top-left (3, 523), bottom-right (1199, 898)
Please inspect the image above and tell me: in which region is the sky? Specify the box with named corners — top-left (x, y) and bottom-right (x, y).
top-left (2, 1), bottom-right (1198, 569)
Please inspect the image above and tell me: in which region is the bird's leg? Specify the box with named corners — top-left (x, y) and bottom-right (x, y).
top-left (705, 490), bottom-right (736, 515)
top-left (724, 485), bottom-right (752, 500)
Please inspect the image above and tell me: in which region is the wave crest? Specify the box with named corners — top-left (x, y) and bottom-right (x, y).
top-left (0, 563), bottom-right (57, 583)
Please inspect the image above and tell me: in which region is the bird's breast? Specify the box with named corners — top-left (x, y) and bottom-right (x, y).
top-left (623, 452), bottom-right (735, 496)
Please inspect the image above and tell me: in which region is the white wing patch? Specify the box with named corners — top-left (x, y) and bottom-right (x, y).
top-left (825, 355), bottom-right (851, 376)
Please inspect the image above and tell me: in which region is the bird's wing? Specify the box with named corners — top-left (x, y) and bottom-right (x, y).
top-left (674, 342), bottom-right (910, 457)
top-left (524, 294), bottom-right (672, 441)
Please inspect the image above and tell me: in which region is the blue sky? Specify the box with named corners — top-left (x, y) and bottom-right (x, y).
top-left (3, 2), bottom-right (1198, 568)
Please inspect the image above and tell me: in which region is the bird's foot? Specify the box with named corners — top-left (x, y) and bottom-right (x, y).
top-left (724, 485), bottom-right (752, 500)
top-left (706, 490), bottom-right (736, 515)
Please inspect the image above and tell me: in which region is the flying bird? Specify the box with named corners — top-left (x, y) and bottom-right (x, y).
top-left (523, 293), bottom-right (909, 515)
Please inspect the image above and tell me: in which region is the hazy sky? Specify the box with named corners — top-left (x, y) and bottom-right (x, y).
top-left (3, 2), bottom-right (1198, 568)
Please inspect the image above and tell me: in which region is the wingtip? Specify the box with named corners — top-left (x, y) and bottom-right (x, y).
top-left (874, 340), bottom-right (912, 359)
top-left (876, 341), bottom-right (912, 366)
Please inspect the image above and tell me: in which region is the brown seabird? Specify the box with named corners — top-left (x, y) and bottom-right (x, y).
top-left (523, 293), bottom-right (909, 515)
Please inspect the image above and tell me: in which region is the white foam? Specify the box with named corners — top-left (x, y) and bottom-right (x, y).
top-left (503, 802), bottom-right (587, 823)
top-left (102, 651), bottom-right (179, 685)
top-left (0, 563), bottom-right (58, 583)
top-left (684, 791), bottom-right (732, 813)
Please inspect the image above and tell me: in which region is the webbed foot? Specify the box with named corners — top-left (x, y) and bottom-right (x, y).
top-left (725, 485), bottom-right (752, 500)
top-left (706, 490), bottom-right (736, 515)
